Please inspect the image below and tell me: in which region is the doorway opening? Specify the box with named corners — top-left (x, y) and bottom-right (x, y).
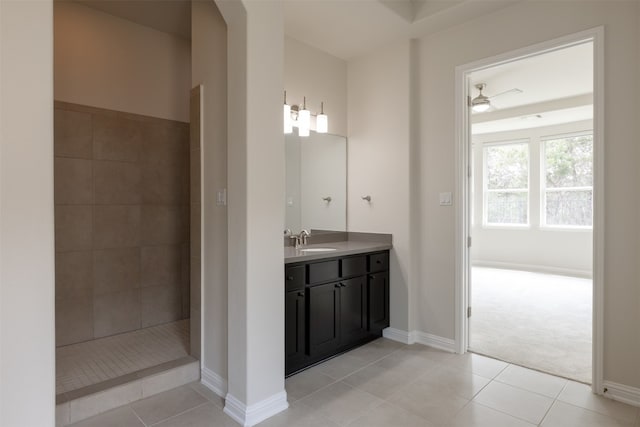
top-left (53, 0), bottom-right (201, 421)
top-left (455, 29), bottom-right (604, 390)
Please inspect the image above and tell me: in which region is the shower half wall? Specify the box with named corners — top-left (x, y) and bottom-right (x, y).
top-left (54, 101), bottom-right (190, 347)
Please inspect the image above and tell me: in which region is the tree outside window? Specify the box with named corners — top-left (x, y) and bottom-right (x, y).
top-left (484, 142), bottom-right (529, 225)
top-left (543, 133), bottom-right (593, 227)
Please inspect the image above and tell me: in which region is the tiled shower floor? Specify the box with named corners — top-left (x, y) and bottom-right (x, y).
top-left (56, 320), bottom-right (190, 395)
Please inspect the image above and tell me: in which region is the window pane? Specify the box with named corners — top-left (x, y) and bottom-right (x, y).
top-left (545, 134), bottom-right (593, 188)
top-left (546, 190), bottom-right (592, 226)
top-left (486, 143), bottom-right (528, 190)
top-left (487, 191), bottom-right (528, 224)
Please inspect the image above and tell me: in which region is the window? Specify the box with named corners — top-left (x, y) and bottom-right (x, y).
top-left (542, 133), bottom-right (593, 227)
top-left (483, 141), bottom-right (529, 226)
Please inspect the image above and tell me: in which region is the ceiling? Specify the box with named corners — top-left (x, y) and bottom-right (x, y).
top-left (72, 0), bottom-right (191, 39)
top-left (470, 42), bottom-right (593, 134)
top-left (283, 0), bottom-right (518, 60)
top-left (70, 0), bottom-right (519, 59)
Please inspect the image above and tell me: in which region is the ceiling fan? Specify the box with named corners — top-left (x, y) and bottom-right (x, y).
top-left (471, 83), bottom-right (523, 113)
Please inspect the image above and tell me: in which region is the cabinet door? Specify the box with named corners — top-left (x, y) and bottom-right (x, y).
top-left (368, 272), bottom-right (389, 334)
top-left (308, 282), bottom-right (339, 357)
top-left (285, 290), bottom-right (306, 374)
top-left (339, 277), bottom-right (367, 346)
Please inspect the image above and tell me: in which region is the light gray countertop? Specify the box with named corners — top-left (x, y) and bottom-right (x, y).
top-left (284, 240), bottom-right (392, 264)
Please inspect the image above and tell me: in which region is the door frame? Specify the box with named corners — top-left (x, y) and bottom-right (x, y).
top-left (454, 27), bottom-right (605, 394)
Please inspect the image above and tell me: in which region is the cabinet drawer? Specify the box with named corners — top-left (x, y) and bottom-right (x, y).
top-left (368, 252), bottom-right (389, 272)
top-left (340, 256), bottom-right (366, 278)
top-left (308, 260), bottom-right (339, 284)
top-left (285, 265), bottom-right (305, 292)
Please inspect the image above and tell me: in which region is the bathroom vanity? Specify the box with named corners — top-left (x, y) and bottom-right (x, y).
top-left (284, 241), bottom-right (391, 376)
top-left (284, 131), bottom-right (391, 376)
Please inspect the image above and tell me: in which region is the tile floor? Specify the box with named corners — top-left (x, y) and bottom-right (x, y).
top-left (68, 338), bottom-right (640, 427)
top-left (57, 320), bottom-right (189, 395)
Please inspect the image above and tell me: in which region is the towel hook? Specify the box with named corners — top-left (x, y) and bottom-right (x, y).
top-left (362, 195), bottom-right (371, 202)
top-left (322, 196), bottom-right (332, 203)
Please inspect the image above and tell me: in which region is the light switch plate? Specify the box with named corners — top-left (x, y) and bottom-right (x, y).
top-left (216, 189), bottom-right (227, 206)
top-left (439, 192), bottom-right (452, 206)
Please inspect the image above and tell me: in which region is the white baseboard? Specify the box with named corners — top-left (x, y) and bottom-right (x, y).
top-left (382, 327), bottom-right (415, 344)
top-left (224, 391), bottom-right (289, 427)
top-left (472, 260), bottom-right (592, 279)
top-left (382, 328), bottom-right (456, 353)
top-left (201, 367), bottom-right (227, 398)
top-left (603, 381), bottom-right (640, 408)
top-left (413, 331), bottom-right (456, 353)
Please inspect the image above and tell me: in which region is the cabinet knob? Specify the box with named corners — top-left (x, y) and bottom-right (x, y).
top-left (369, 275), bottom-right (375, 280)
top-left (376, 260), bottom-right (381, 264)
top-left (297, 292), bottom-right (304, 297)
top-left (335, 283), bottom-right (341, 288)
top-left (287, 276), bottom-right (294, 281)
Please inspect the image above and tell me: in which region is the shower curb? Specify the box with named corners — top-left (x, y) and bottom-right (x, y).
top-left (56, 356), bottom-right (199, 426)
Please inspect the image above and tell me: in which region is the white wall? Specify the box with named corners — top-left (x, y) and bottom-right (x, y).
top-left (472, 120), bottom-right (594, 277)
top-left (348, 40), bottom-right (413, 332)
top-left (285, 37), bottom-right (347, 136)
top-left (347, 0), bottom-right (640, 392)
top-left (215, 0), bottom-right (287, 421)
top-left (413, 1), bottom-right (640, 388)
top-left (191, 0), bottom-right (228, 387)
top-left (1, 1), bottom-right (55, 425)
top-left (54, 1), bottom-right (191, 122)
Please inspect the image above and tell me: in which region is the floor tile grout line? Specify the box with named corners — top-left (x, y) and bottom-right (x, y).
top-left (293, 342), bottom-right (466, 405)
top-left (537, 394), bottom-right (561, 426)
top-left (491, 376), bottom-right (567, 401)
top-left (129, 404), bottom-right (150, 427)
top-left (473, 365), bottom-right (556, 426)
top-left (328, 343), bottom-right (443, 383)
top-left (554, 398), bottom-right (639, 424)
top-left (471, 400), bottom-right (540, 426)
top-left (146, 401), bottom-right (210, 427)
top-left (293, 344), bottom-right (402, 399)
top-left (379, 395), bottom-right (446, 425)
top-left (188, 382), bottom-right (224, 408)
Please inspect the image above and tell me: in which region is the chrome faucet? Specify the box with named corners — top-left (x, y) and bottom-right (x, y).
top-left (300, 229), bottom-right (310, 246)
top-left (290, 229), bottom-right (310, 249)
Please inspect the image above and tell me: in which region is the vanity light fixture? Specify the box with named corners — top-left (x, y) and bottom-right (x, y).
top-left (284, 91), bottom-right (293, 134)
top-left (298, 97), bottom-right (311, 137)
top-left (316, 102), bottom-right (328, 134)
top-left (283, 91), bottom-right (328, 136)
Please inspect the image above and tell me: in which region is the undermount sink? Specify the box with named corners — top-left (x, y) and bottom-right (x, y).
top-left (298, 247), bottom-right (337, 252)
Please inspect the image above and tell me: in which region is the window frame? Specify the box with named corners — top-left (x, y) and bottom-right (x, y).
top-left (540, 130), bottom-right (594, 231)
top-left (482, 139), bottom-right (531, 229)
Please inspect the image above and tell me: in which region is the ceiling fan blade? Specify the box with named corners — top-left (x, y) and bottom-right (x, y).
top-left (488, 88), bottom-right (523, 99)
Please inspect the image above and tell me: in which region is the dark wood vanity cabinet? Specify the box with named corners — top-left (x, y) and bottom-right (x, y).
top-left (285, 289), bottom-right (306, 367)
top-left (307, 282), bottom-right (340, 357)
top-left (367, 272), bottom-right (389, 334)
top-left (285, 250), bottom-right (390, 376)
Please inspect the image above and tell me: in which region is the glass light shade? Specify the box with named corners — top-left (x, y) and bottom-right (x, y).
top-left (298, 109), bottom-right (310, 137)
top-left (472, 102), bottom-right (491, 113)
top-left (283, 104), bottom-right (293, 134)
top-left (316, 114), bottom-right (328, 133)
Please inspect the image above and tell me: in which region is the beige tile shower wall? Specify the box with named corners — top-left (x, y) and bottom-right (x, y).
top-left (54, 102), bottom-right (190, 346)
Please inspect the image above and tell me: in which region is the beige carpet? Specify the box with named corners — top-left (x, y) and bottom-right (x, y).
top-left (470, 267), bottom-right (592, 383)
